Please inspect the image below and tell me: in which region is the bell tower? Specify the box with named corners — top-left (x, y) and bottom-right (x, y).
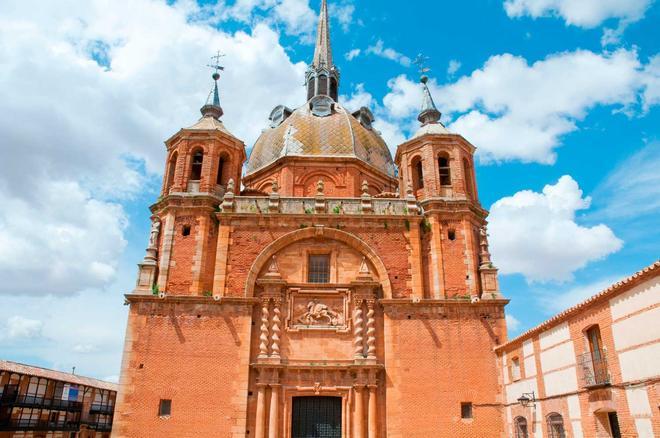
top-left (395, 70), bottom-right (502, 300)
top-left (134, 60), bottom-right (246, 297)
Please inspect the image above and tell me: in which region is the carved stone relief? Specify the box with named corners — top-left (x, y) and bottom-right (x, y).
top-left (286, 288), bottom-right (350, 333)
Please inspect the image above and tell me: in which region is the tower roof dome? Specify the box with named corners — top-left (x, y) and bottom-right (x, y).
top-left (246, 101), bottom-right (395, 177)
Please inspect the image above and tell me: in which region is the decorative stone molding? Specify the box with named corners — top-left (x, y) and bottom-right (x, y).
top-left (268, 180), bottom-right (280, 213)
top-left (360, 180), bottom-right (372, 213)
top-left (221, 178), bottom-right (236, 212)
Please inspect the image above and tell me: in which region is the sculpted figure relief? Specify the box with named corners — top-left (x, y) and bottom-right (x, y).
top-left (148, 218), bottom-right (161, 248)
top-left (297, 299), bottom-right (344, 326)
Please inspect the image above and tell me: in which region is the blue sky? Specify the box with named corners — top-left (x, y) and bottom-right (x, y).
top-left (0, 0), bottom-right (658, 380)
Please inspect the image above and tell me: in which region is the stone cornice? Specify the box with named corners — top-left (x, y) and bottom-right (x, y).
top-left (124, 293), bottom-right (260, 306)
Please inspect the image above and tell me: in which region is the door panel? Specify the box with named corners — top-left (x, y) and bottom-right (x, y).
top-left (291, 396), bottom-right (342, 438)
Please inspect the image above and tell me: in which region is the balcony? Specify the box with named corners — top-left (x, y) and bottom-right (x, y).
top-left (578, 351), bottom-right (611, 388)
top-left (0, 394), bottom-right (82, 412)
top-left (86, 421), bottom-right (113, 432)
top-left (0, 418), bottom-right (80, 432)
top-left (89, 403), bottom-right (115, 415)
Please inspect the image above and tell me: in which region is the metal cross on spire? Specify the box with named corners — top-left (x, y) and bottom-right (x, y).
top-left (201, 50), bottom-right (226, 118)
top-left (413, 54), bottom-right (431, 77)
top-left (207, 50), bottom-right (226, 80)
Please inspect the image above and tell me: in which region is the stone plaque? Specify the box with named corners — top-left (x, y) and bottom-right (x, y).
top-left (286, 288), bottom-right (350, 333)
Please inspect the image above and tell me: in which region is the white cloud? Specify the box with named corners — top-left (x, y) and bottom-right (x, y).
top-left (340, 83), bottom-right (374, 110)
top-left (329, 1), bottom-right (356, 32)
top-left (6, 316), bottom-right (43, 339)
top-left (505, 313), bottom-right (522, 332)
top-left (503, 0), bottom-right (653, 28)
top-left (538, 276), bottom-right (621, 313)
top-left (0, 181), bottom-right (127, 296)
top-left (73, 344), bottom-right (100, 353)
top-left (592, 142), bottom-right (660, 220)
top-left (382, 49), bottom-right (657, 164)
top-left (272, 0), bottom-right (317, 36)
top-left (365, 40), bottom-right (411, 67)
top-left (345, 48), bottom-right (361, 61)
top-left (382, 74), bottom-right (423, 119)
top-left (341, 84), bottom-right (407, 150)
top-left (0, 286), bottom-right (129, 379)
top-left (642, 55), bottom-right (660, 111)
top-left (488, 175), bottom-right (623, 282)
top-left (0, 0), bottom-right (306, 295)
top-left (447, 59), bottom-right (461, 76)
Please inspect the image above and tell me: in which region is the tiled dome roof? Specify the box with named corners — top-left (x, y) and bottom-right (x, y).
top-left (246, 102), bottom-right (395, 177)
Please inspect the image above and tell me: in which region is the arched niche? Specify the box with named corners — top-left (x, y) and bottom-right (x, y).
top-left (244, 227), bottom-right (392, 298)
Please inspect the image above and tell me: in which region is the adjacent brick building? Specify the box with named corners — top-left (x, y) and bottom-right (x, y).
top-left (498, 262), bottom-right (660, 438)
top-left (111, 1), bottom-right (659, 437)
top-left (0, 360), bottom-right (117, 438)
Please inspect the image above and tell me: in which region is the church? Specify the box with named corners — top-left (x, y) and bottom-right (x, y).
top-left (111, 2), bottom-right (660, 437)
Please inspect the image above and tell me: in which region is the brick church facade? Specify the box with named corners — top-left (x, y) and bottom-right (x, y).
top-left (112, 2), bottom-right (659, 437)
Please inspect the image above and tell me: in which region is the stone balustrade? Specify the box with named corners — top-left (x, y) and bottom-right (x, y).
top-left (220, 195), bottom-right (418, 216)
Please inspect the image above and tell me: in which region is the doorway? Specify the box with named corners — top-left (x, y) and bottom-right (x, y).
top-left (291, 396), bottom-right (342, 438)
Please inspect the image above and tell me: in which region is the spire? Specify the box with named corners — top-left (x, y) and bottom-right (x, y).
top-left (305, 0), bottom-right (340, 102)
top-left (413, 54), bottom-right (441, 126)
top-left (200, 51), bottom-right (225, 120)
top-left (418, 76), bottom-right (441, 125)
top-left (312, 0), bottom-right (333, 69)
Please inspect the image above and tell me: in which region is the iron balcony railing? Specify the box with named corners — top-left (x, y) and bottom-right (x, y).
top-left (578, 351), bottom-right (611, 387)
top-left (0, 418), bottom-right (80, 432)
top-left (0, 394), bottom-right (82, 411)
top-left (89, 403), bottom-right (114, 415)
top-left (86, 421), bottom-right (113, 432)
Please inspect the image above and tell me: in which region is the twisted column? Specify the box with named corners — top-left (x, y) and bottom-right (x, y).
top-left (258, 299), bottom-right (270, 358)
top-left (270, 298), bottom-right (281, 358)
top-left (353, 300), bottom-right (365, 359)
top-left (366, 300), bottom-right (376, 360)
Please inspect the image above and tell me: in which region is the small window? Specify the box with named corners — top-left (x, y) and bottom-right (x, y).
top-left (461, 402), bottom-right (473, 419)
top-left (318, 75), bottom-right (328, 96)
top-left (308, 254), bottom-right (330, 283)
top-left (330, 78), bottom-right (338, 101)
top-left (159, 399), bottom-right (172, 417)
top-left (190, 150), bottom-right (203, 181)
top-left (216, 156), bottom-right (225, 185)
top-left (511, 357), bottom-right (521, 381)
top-left (608, 412), bottom-right (621, 438)
top-left (515, 417), bottom-right (529, 438)
top-left (166, 152), bottom-right (178, 193)
top-left (547, 413), bottom-right (565, 438)
top-left (438, 156), bottom-right (451, 186)
top-left (463, 158), bottom-right (474, 199)
top-left (182, 225), bottom-right (191, 237)
top-left (448, 229), bottom-right (456, 241)
top-left (413, 158), bottom-right (424, 190)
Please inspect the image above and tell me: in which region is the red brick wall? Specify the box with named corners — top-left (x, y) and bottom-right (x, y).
top-left (113, 301), bottom-right (252, 438)
top-left (165, 216), bottom-right (197, 295)
top-left (384, 304), bottom-right (506, 437)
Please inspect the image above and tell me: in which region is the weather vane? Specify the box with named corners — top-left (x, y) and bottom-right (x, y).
top-left (207, 50), bottom-right (226, 80)
top-left (413, 53), bottom-right (431, 76)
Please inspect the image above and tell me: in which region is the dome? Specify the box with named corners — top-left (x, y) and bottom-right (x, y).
top-left (246, 101), bottom-right (396, 177)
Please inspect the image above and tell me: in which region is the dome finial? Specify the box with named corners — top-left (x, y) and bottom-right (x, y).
top-left (413, 54), bottom-right (441, 126)
top-left (201, 50), bottom-right (225, 119)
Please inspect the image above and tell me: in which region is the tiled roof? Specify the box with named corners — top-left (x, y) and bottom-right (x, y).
top-left (495, 260), bottom-right (660, 351)
top-left (0, 360), bottom-right (119, 392)
top-left (246, 102), bottom-right (395, 177)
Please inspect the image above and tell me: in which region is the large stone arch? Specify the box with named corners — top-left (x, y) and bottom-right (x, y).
top-left (244, 227), bottom-right (392, 298)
